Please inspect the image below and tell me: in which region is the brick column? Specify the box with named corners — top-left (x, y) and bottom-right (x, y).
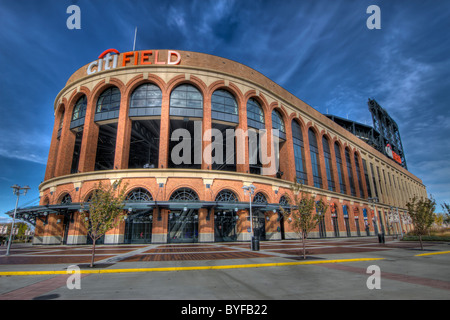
top-left (54, 107), bottom-right (76, 177)
top-left (159, 91), bottom-right (171, 169)
top-left (44, 108), bottom-right (64, 180)
top-left (114, 92), bottom-right (132, 170)
top-left (78, 95), bottom-right (99, 173)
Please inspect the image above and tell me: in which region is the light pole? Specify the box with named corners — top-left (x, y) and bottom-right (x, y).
top-left (242, 184), bottom-right (256, 250)
top-left (5, 184), bottom-right (30, 256)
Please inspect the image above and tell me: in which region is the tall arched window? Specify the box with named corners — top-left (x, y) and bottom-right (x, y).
top-left (246, 98), bottom-right (265, 129)
top-left (129, 83), bottom-right (162, 117)
top-left (322, 136), bottom-right (335, 192)
top-left (308, 129), bottom-right (322, 189)
top-left (95, 86), bottom-right (121, 122)
top-left (334, 143), bottom-right (346, 194)
top-left (170, 84), bottom-right (203, 117)
top-left (292, 120), bottom-right (307, 184)
top-left (345, 148), bottom-right (356, 196)
top-left (247, 98), bottom-right (265, 174)
top-left (71, 95), bottom-right (87, 123)
top-left (211, 89), bottom-right (238, 123)
top-left (354, 153), bottom-right (365, 198)
top-left (70, 96), bottom-right (86, 173)
top-left (271, 109), bottom-right (286, 140)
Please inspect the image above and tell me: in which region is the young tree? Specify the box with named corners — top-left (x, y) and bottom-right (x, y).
top-left (405, 196), bottom-right (436, 250)
top-left (442, 203), bottom-right (450, 225)
top-left (81, 179), bottom-right (128, 267)
top-left (280, 183), bottom-right (328, 259)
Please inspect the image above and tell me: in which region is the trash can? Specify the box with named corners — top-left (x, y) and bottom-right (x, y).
top-left (378, 232), bottom-right (385, 244)
top-left (251, 237), bottom-right (260, 251)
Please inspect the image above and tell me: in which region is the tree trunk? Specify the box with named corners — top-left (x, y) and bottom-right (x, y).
top-left (302, 233), bottom-right (306, 259)
top-left (419, 235), bottom-right (424, 250)
top-left (90, 238), bottom-right (96, 267)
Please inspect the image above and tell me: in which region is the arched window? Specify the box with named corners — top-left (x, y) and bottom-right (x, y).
top-left (272, 109), bottom-right (286, 143)
top-left (334, 143), bottom-right (346, 194)
top-left (322, 136), bottom-right (335, 192)
top-left (279, 195), bottom-right (290, 213)
top-left (292, 120), bottom-right (307, 184)
top-left (169, 188), bottom-right (199, 202)
top-left (95, 86), bottom-right (121, 122)
top-left (96, 87), bottom-right (121, 113)
top-left (246, 98), bottom-right (265, 129)
top-left (345, 148), bottom-right (356, 196)
top-left (253, 192), bottom-right (267, 204)
top-left (170, 84), bottom-right (203, 117)
top-left (211, 89), bottom-right (238, 123)
top-left (308, 129), bottom-right (322, 189)
top-left (271, 110), bottom-right (285, 133)
top-left (354, 153), bottom-right (364, 198)
top-left (129, 83), bottom-right (162, 117)
top-left (126, 188), bottom-right (153, 202)
top-left (60, 193), bottom-right (72, 204)
top-left (215, 189), bottom-right (238, 202)
top-left (72, 95), bottom-right (87, 121)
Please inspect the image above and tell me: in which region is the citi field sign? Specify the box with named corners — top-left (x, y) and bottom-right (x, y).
top-left (87, 49), bottom-right (181, 75)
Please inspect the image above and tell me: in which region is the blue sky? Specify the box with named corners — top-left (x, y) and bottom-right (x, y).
top-left (1, 0), bottom-right (449, 223)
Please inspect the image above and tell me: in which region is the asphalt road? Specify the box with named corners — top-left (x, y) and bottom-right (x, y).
top-left (0, 237), bottom-right (449, 306)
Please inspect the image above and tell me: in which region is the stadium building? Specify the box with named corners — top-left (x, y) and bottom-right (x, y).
top-left (8, 49), bottom-right (427, 245)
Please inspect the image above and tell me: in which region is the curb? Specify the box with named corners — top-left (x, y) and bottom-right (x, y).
top-left (0, 257), bottom-right (385, 276)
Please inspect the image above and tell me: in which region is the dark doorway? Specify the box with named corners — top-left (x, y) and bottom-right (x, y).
top-left (214, 210), bottom-right (237, 242)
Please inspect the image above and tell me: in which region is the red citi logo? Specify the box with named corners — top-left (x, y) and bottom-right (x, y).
top-left (87, 49), bottom-right (181, 75)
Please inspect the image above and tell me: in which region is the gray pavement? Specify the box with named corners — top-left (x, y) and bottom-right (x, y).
top-left (0, 238), bottom-right (449, 302)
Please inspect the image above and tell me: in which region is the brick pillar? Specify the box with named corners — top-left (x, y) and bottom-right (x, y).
top-left (44, 108), bottom-right (64, 180)
top-left (114, 92), bottom-right (131, 170)
top-left (159, 91), bottom-right (170, 169)
top-left (78, 95), bottom-right (99, 173)
top-left (54, 108), bottom-right (76, 177)
top-left (202, 94), bottom-right (212, 170)
top-left (283, 118), bottom-right (296, 182)
top-left (236, 98), bottom-right (249, 174)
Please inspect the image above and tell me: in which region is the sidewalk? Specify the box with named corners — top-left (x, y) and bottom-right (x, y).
top-left (0, 236), bottom-right (441, 274)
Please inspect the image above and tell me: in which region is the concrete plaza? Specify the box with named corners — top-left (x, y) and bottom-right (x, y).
top-left (0, 237), bottom-right (449, 301)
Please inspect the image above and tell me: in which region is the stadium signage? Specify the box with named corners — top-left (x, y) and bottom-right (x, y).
top-left (87, 49), bottom-right (181, 75)
top-left (385, 144), bottom-right (402, 165)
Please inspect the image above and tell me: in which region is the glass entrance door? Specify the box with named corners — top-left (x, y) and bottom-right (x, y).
top-left (214, 210), bottom-right (237, 242)
top-left (168, 209), bottom-right (198, 243)
top-left (125, 213), bottom-right (153, 244)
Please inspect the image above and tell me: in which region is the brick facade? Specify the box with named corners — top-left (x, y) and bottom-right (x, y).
top-left (34, 50), bottom-right (425, 245)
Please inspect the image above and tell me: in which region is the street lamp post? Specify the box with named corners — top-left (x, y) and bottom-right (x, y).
top-left (5, 184), bottom-right (30, 256)
top-left (242, 184), bottom-right (257, 250)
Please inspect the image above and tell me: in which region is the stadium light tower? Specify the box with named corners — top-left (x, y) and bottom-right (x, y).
top-left (5, 185), bottom-right (30, 256)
